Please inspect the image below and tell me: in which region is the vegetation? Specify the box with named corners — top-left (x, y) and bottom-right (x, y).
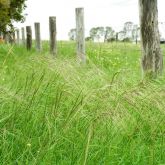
top-left (0, 0), bottom-right (26, 34)
top-left (68, 28), bottom-right (76, 41)
top-left (69, 22), bottom-right (139, 43)
top-left (0, 41), bottom-right (165, 164)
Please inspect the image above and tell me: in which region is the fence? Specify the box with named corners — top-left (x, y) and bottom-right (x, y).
top-left (6, 8), bottom-right (85, 63)
top-left (3, 8), bottom-right (165, 62)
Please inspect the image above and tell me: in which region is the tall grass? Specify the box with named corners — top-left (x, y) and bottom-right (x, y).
top-left (0, 42), bottom-right (165, 164)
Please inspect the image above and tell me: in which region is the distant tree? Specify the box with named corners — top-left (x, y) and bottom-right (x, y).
top-left (89, 28), bottom-right (97, 41)
top-left (123, 21), bottom-right (134, 40)
top-left (95, 27), bottom-right (104, 41)
top-left (68, 28), bottom-right (76, 41)
top-left (104, 26), bottom-right (115, 42)
top-left (85, 36), bottom-right (92, 41)
top-left (0, 0), bottom-right (27, 34)
top-left (122, 37), bottom-right (131, 42)
top-left (139, 0), bottom-right (163, 78)
top-left (132, 24), bottom-right (140, 44)
top-left (118, 31), bottom-right (125, 41)
top-left (107, 37), bottom-right (116, 42)
top-left (89, 27), bottom-right (104, 41)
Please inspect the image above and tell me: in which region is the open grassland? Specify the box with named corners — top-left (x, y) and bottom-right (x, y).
top-left (0, 42), bottom-right (165, 164)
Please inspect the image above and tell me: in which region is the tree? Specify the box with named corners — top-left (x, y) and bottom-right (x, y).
top-left (89, 27), bottom-right (97, 41)
top-left (96, 27), bottom-right (104, 41)
top-left (0, 0), bottom-right (10, 32)
top-left (132, 24), bottom-right (140, 44)
top-left (118, 31), bottom-right (125, 41)
top-left (85, 36), bottom-right (92, 41)
top-left (68, 28), bottom-right (76, 41)
top-left (139, 0), bottom-right (163, 78)
top-left (0, 0), bottom-right (27, 34)
top-left (123, 21), bottom-right (134, 40)
top-left (89, 27), bottom-right (104, 42)
top-left (104, 26), bottom-right (115, 42)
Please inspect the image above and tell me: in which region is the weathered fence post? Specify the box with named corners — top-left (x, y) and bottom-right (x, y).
top-left (76, 8), bottom-right (86, 63)
top-left (34, 22), bottom-right (41, 51)
top-left (16, 29), bottom-right (20, 45)
top-left (26, 26), bottom-right (32, 50)
top-left (21, 27), bottom-right (26, 46)
top-left (49, 17), bottom-right (57, 55)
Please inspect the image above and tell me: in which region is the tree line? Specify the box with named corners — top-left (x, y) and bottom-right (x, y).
top-left (68, 22), bottom-right (140, 43)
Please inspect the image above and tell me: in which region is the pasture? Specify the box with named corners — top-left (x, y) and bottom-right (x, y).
top-left (0, 42), bottom-right (165, 164)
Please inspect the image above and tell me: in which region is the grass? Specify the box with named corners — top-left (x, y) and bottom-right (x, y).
top-left (0, 41), bottom-right (165, 164)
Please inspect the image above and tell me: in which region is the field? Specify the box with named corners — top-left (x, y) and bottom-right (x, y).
top-left (0, 42), bottom-right (165, 164)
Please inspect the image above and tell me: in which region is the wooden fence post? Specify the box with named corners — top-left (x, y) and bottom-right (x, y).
top-left (16, 29), bottom-right (20, 45)
top-left (21, 27), bottom-right (26, 46)
top-left (34, 22), bottom-right (41, 51)
top-left (76, 8), bottom-right (86, 63)
top-left (26, 26), bottom-right (32, 50)
top-left (49, 16), bottom-right (57, 55)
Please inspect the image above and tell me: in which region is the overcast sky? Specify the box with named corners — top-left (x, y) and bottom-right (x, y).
top-left (15, 0), bottom-right (165, 40)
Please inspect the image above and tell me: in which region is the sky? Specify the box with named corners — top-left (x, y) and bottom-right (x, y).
top-left (15, 0), bottom-right (165, 40)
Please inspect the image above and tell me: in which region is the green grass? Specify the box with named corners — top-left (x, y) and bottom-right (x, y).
top-left (0, 41), bottom-right (165, 165)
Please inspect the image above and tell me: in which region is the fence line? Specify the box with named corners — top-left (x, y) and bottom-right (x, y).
top-left (3, 7), bottom-right (158, 59)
